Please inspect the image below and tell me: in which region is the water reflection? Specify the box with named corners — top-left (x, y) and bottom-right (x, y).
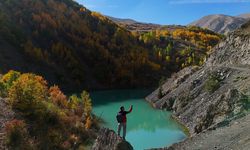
top-left (91, 89), bottom-right (186, 150)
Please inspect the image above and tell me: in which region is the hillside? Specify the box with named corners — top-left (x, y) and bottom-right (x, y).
top-left (0, 70), bottom-right (99, 149)
top-left (106, 16), bottom-right (138, 25)
top-left (189, 14), bottom-right (249, 34)
top-left (135, 26), bottom-right (222, 72)
top-left (109, 17), bottom-right (222, 74)
top-left (0, 0), bottom-right (165, 92)
top-left (0, 98), bottom-right (15, 149)
top-left (107, 16), bottom-right (161, 32)
top-left (146, 20), bottom-right (250, 148)
top-left (0, 0), bottom-right (222, 92)
top-left (238, 13), bottom-right (250, 19)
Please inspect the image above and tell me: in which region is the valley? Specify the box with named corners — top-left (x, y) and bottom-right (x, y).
top-left (0, 0), bottom-right (249, 150)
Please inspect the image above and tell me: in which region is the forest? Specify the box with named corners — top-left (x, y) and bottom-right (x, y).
top-left (135, 26), bottom-right (222, 70)
top-left (0, 0), bottom-right (221, 92)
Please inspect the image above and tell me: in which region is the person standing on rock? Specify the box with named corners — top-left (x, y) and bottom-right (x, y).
top-left (116, 105), bottom-right (133, 140)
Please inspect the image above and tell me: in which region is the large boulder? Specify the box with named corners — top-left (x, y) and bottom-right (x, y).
top-left (91, 128), bottom-right (133, 150)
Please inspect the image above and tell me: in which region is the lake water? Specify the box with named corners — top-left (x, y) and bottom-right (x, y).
top-left (91, 89), bottom-right (186, 150)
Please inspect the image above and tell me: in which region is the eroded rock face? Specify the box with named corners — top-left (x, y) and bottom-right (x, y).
top-left (146, 20), bottom-right (250, 136)
top-left (91, 128), bottom-right (133, 150)
top-left (206, 28), bottom-right (250, 66)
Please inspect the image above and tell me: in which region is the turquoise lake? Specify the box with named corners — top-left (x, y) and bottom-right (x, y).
top-left (91, 89), bottom-right (186, 150)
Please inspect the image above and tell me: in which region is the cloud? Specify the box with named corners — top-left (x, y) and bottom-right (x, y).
top-left (169, 0), bottom-right (250, 4)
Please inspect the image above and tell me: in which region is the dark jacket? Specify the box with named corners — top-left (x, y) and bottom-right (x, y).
top-left (119, 106), bottom-right (133, 123)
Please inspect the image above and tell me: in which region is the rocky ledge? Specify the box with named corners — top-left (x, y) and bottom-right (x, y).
top-left (91, 128), bottom-right (133, 150)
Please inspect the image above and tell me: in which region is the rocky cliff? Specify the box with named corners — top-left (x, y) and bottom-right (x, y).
top-left (146, 20), bottom-right (250, 136)
top-left (91, 128), bottom-right (133, 150)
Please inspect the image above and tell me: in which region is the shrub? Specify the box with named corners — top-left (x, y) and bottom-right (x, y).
top-left (204, 74), bottom-right (221, 93)
top-left (5, 119), bottom-right (29, 149)
top-left (39, 101), bottom-right (64, 126)
top-left (69, 95), bottom-right (80, 110)
top-left (2, 70), bottom-right (96, 149)
top-left (49, 85), bottom-right (68, 108)
top-left (0, 70), bottom-right (21, 97)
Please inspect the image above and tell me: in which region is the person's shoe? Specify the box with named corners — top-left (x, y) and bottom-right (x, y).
top-left (122, 137), bottom-right (126, 140)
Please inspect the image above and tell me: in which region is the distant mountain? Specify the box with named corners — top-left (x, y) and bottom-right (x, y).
top-left (189, 14), bottom-right (249, 34)
top-left (106, 16), bottom-right (138, 25)
top-left (107, 16), bottom-right (161, 32)
top-left (238, 13), bottom-right (250, 19)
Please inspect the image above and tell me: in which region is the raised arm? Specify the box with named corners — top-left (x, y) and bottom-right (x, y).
top-left (126, 105), bottom-right (133, 114)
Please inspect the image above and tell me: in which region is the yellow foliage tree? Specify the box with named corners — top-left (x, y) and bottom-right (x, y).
top-left (49, 85), bottom-right (68, 108)
top-left (69, 95), bottom-right (79, 110)
top-left (8, 73), bottom-right (48, 112)
top-left (0, 70), bottom-right (21, 97)
top-left (81, 91), bottom-right (92, 116)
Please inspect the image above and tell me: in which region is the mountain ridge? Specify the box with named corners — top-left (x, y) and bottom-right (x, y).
top-left (189, 13), bottom-right (250, 34)
top-left (107, 16), bottom-right (162, 32)
top-left (108, 13), bottom-right (250, 34)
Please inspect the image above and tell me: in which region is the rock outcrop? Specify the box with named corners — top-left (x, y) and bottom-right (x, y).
top-left (146, 20), bottom-right (250, 136)
top-left (91, 128), bottom-right (133, 150)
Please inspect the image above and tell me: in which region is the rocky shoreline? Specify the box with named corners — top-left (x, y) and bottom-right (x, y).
top-left (146, 21), bottom-right (250, 149)
top-left (161, 113), bottom-right (250, 150)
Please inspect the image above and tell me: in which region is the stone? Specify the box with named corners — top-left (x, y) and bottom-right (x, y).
top-left (91, 128), bottom-right (133, 150)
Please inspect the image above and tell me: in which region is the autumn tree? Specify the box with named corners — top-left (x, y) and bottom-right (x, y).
top-left (8, 73), bottom-right (48, 113)
top-left (0, 70), bottom-right (21, 97)
top-left (49, 85), bottom-right (68, 108)
top-left (81, 91), bottom-right (92, 116)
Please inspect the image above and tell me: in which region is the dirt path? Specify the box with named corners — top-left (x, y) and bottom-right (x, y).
top-left (0, 98), bottom-right (15, 149)
top-left (227, 65), bottom-right (250, 72)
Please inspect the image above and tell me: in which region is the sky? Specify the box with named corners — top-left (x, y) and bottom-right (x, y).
top-left (76, 0), bottom-right (250, 25)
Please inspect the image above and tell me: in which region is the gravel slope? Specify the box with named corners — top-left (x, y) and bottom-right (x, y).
top-left (163, 114), bottom-right (250, 150)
